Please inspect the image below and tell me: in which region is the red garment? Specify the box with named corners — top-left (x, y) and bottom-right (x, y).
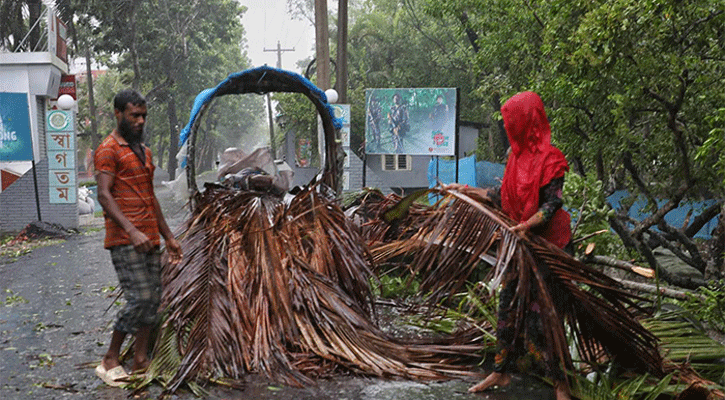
top-left (94, 131), bottom-right (160, 249)
top-left (500, 92), bottom-right (571, 249)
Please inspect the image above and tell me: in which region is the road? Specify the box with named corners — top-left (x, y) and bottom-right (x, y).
top-left (0, 186), bottom-right (556, 400)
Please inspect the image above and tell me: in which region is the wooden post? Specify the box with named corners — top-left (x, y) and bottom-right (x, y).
top-left (314, 0), bottom-right (330, 90)
top-left (336, 0), bottom-right (348, 103)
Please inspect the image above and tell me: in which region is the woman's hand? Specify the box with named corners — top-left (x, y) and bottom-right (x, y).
top-left (442, 183), bottom-right (491, 203)
top-left (511, 221), bottom-right (531, 236)
top-left (511, 211), bottom-right (544, 237)
top-left (441, 182), bottom-right (466, 191)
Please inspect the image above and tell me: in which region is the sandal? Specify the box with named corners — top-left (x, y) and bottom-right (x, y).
top-left (95, 364), bottom-right (129, 387)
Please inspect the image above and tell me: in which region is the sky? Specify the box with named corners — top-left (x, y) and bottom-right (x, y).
top-left (237, 0), bottom-right (316, 72)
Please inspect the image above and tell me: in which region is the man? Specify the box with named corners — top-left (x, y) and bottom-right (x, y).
top-left (429, 94), bottom-right (449, 132)
top-left (387, 93), bottom-right (409, 153)
top-left (366, 96), bottom-right (382, 149)
top-left (93, 89), bottom-right (183, 387)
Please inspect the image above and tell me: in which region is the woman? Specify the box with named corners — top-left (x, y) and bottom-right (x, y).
top-left (448, 91), bottom-right (572, 400)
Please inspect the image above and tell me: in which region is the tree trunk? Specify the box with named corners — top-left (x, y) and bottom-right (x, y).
top-left (335, 0), bottom-right (348, 103)
top-left (86, 47), bottom-right (100, 154)
top-left (129, 0), bottom-right (142, 89)
top-left (458, 12), bottom-right (479, 53)
top-left (490, 92), bottom-right (509, 159)
top-left (708, 204), bottom-right (725, 279)
top-left (314, 0), bottom-right (330, 90)
top-left (27, 0), bottom-right (42, 51)
top-left (166, 94), bottom-right (179, 180)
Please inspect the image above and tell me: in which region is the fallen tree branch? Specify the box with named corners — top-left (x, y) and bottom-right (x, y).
top-left (572, 229), bottom-right (609, 245)
top-left (583, 255), bottom-right (655, 278)
top-left (611, 277), bottom-right (704, 301)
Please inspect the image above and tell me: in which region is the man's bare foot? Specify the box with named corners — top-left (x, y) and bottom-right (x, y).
top-left (131, 358), bottom-right (150, 373)
top-left (101, 354), bottom-right (122, 370)
top-left (468, 372), bottom-right (512, 393)
top-left (554, 381), bottom-right (571, 400)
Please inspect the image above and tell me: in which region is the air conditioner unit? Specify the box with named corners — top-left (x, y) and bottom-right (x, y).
top-left (382, 154), bottom-right (411, 171)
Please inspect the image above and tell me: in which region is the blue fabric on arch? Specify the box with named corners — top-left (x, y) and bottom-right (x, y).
top-left (178, 65), bottom-right (343, 149)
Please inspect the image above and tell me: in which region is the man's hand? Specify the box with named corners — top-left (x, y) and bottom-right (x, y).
top-left (165, 237), bottom-right (183, 265)
top-left (129, 229), bottom-right (154, 254)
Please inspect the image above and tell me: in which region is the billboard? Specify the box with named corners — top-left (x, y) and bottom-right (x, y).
top-left (365, 88), bottom-right (456, 155)
top-left (0, 93), bottom-right (33, 161)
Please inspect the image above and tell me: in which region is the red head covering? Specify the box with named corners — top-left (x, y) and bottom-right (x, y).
top-left (500, 91), bottom-right (571, 248)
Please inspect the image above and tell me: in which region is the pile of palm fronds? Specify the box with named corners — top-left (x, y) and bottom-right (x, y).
top-left (366, 187), bottom-right (665, 377)
top-left (145, 183), bottom-right (482, 394)
top-left (363, 187), bottom-right (725, 398)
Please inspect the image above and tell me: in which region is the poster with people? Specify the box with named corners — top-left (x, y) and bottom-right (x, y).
top-left (364, 88), bottom-right (456, 155)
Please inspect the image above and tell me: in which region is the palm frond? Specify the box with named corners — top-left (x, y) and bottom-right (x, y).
top-left (571, 372), bottom-right (679, 400)
top-left (371, 187), bottom-right (665, 378)
top-left (147, 183), bottom-right (483, 393)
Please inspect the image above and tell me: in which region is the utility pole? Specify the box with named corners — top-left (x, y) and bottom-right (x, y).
top-left (314, 0), bottom-right (331, 90)
top-left (262, 41), bottom-right (294, 157)
top-left (263, 41), bottom-right (295, 69)
top-left (336, 0), bottom-right (348, 103)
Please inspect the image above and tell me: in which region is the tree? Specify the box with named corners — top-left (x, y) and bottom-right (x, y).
top-left (0, 0), bottom-right (72, 51)
top-left (428, 0), bottom-right (725, 285)
top-left (66, 0), bottom-right (266, 179)
top-left (277, 0), bottom-right (487, 161)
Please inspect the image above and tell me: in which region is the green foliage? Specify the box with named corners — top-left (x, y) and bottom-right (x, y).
top-left (68, 0), bottom-right (265, 176)
top-left (563, 172), bottom-right (627, 258)
top-left (274, 92), bottom-right (320, 168)
top-left (75, 69), bottom-right (130, 155)
top-left (371, 274), bottom-right (420, 299)
top-left (341, 0), bottom-right (487, 158)
top-left (679, 282), bottom-right (725, 333)
top-left (695, 108), bottom-right (725, 189)
top-left (4, 289), bottom-right (28, 306)
top-left (572, 372), bottom-right (679, 400)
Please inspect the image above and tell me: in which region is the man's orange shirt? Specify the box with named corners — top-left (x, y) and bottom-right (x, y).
top-left (94, 132), bottom-right (160, 249)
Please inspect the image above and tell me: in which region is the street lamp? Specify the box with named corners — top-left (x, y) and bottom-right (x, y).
top-left (325, 88), bottom-right (338, 104)
top-left (57, 94), bottom-right (75, 110)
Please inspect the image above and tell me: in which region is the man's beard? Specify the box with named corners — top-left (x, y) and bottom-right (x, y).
top-left (118, 116), bottom-right (144, 144)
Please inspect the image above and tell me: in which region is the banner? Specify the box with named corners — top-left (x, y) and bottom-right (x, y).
top-left (46, 109), bottom-right (76, 203)
top-left (0, 93), bottom-right (33, 161)
top-left (365, 88), bottom-right (456, 155)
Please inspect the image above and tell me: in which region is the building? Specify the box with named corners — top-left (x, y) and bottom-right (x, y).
top-left (0, 4), bottom-right (78, 232)
top-left (282, 120), bottom-right (486, 196)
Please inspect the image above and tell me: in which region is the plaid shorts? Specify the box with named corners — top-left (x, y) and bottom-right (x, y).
top-left (109, 244), bottom-right (162, 334)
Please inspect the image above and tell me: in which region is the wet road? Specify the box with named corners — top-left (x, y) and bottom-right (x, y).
top-left (0, 188), bottom-right (556, 400)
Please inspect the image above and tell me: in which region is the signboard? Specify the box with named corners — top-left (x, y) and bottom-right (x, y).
top-left (331, 104), bottom-right (351, 169)
top-left (46, 109), bottom-right (75, 204)
top-left (365, 88), bottom-right (456, 156)
top-left (47, 12), bottom-right (68, 63)
top-left (56, 75), bottom-right (76, 100)
top-left (0, 93), bottom-right (33, 161)
top-left (331, 104), bottom-right (351, 148)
